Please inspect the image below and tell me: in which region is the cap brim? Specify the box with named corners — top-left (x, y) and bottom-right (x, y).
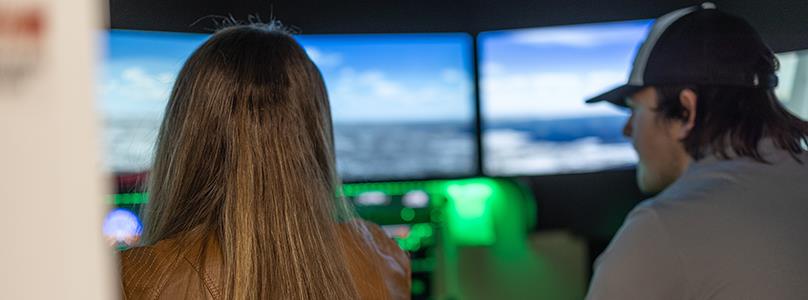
top-left (584, 85), bottom-right (643, 107)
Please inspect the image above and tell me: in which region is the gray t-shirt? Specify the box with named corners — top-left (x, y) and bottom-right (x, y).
top-left (587, 143), bottom-right (808, 299)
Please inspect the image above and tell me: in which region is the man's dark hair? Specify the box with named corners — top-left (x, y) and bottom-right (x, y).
top-left (654, 80), bottom-right (808, 161)
top-left (649, 21), bottom-right (808, 162)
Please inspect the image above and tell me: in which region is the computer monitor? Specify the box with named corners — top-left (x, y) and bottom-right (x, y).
top-left (479, 20), bottom-right (653, 176)
top-left (100, 30), bottom-right (477, 182)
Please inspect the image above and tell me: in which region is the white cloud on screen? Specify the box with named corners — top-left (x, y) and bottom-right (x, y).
top-left (441, 68), bottom-right (464, 84)
top-left (100, 66), bottom-right (175, 118)
top-left (101, 62), bottom-right (471, 123)
top-left (482, 62), bottom-right (506, 76)
top-left (305, 46), bottom-right (344, 68)
top-left (103, 67), bottom-right (174, 102)
top-left (509, 26), bottom-right (648, 48)
top-left (343, 70), bottom-right (404, 97)
top-left (329, 68), bottom-right (472, 122)
top-left (482, 69), bottom-right (628, 120)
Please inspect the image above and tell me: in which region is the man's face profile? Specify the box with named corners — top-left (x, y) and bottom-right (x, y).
top-left (623, 87), bottom-right (694, 194)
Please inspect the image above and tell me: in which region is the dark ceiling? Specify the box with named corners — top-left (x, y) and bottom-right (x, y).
top-left (109, 0), bottom-right (808, 52)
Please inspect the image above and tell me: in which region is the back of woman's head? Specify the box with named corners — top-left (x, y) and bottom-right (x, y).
top-left (141, 23), bottom-right (359, 299)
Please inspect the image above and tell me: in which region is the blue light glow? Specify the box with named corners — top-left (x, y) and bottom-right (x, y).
top-left (102, 208), bottom-right (142, 246)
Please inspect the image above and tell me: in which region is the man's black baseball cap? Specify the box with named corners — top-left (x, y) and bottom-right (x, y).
top-left (585, 2), bottom-right (778, 107)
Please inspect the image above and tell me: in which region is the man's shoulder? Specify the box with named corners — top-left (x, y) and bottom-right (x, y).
top-left (644, 154), bottom-right (808, 217)
top-left (631, 188), bottom-right (714, 233)
top-left (629, 157), bottom-right (780, 241)
top-left (640, 158), bottom-right (752, 214)
top-left (661, 152), bottom-right (808, 202)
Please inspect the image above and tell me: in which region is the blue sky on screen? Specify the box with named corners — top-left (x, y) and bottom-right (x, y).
top-left (101, 31), bottom-right (206, 118)
top-left (479, 19), bottom-right (653, 121)
top-left (297, 34), bottom-right (473, 123)
top-left (100, 30), bottom-right (474, 123)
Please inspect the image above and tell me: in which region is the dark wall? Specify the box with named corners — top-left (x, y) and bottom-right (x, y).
top-left (520, 168), bottom-right (645, 269)
top-left (109, 0), bottom-right (808, 52)
top-left (522, 168), bottom-right (644, 240)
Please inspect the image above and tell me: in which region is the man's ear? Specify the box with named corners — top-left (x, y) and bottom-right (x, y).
top-left (676, 88), bottom-right (698, 139)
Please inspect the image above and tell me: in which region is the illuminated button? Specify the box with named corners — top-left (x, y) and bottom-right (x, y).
top-left (381, 224), bottom-right (411, 239)
top-left (356, 191), bottom-right (390, 206)
top-left (102, 208), bottom-right (142, 247)
top-left (403, 190), bottom-right (429, 208)
top-left (400, 208), bottom-right (416, 222)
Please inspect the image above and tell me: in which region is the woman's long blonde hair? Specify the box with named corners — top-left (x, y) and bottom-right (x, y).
top-left (140, 24), bottom-right (361, 299)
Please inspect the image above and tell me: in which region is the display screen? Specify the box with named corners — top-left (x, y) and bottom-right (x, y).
top-left (100, 30), bottom-right (476, 182)
top-left (775, 49), bottom-right (808, 121)
top-left (479, 20), bottom-right (652, 175)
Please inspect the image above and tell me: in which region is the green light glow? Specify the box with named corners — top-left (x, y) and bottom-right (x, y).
top-left (400, 208), bottom-right (416, 222)
top-left (111, 178), bottom-right (521, 250)
top-left (412, 279), bottom-right (427, 295)
top-left (340, 180), bottom-right (449, 206)
top-left (394, 223), bottom-right (435, 252)
top-left (110, 193), bottom-right (148, 205)
top-left (110, 177), bottom-right (540, 299)
top-left (447, 183), bottom-right (492, 218)
top-left (412, 223), bottom-right (433, 238)
top-left (410, 256), bottom-right (436, 273)
top-left (444, 179), bottom-right (498, 246)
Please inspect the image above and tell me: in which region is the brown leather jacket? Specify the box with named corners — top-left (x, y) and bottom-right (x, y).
top-left (120, 222), bottom-right (410, 299)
